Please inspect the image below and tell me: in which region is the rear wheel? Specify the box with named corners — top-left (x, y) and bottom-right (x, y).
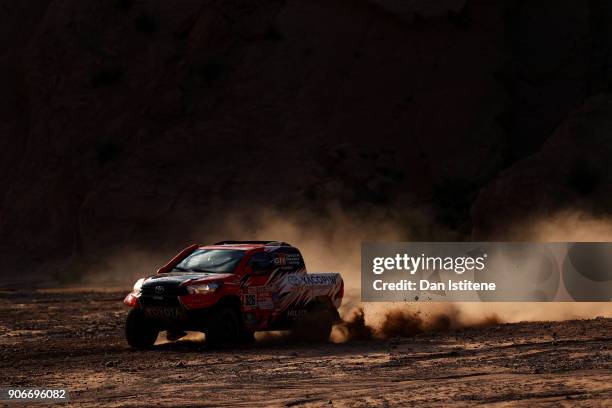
top-left (125, 308), bottom-right (159, 349)
top-left (291, 300), bottom-right (339, 342)
top-left (206, 306), bottom-right (241, 347)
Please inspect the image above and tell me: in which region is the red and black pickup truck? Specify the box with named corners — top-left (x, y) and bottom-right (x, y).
top-left (124, 241), bottom-right (344, 348)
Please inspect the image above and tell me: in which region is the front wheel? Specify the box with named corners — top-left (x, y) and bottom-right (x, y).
top-left (125, 308), bottom-right (159, 349)
top-left (206, 306), bottom-right (241, 347)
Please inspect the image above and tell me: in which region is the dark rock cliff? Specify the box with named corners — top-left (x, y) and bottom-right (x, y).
top-left (0, 0), bottom-right (611, 281)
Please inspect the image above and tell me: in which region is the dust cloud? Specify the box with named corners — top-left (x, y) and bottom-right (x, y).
top-left (218, 207), bottom-right (611, 327)
top-left (515, 210), bottom-right (612, 242)
top-left (332, 305), bottom-right (500, 342)
top-left (84, 206), bottom-right (611, 326)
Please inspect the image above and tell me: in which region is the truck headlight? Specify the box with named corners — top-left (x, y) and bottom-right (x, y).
top-left (133, 278), bottom-right (145, 292)
top-left (186, 282), bottom-right (221, 294)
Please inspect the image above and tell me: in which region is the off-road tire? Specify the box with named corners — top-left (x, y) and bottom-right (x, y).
top-left (206, 306), bottom-right (241, 347)
top-left (125, 308), bottom-right (159, 349)
top-left (291, 300), bottom-right (340, 342)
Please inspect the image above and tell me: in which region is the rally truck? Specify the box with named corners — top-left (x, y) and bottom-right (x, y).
top-left (123, 241), bottom-right (344, 348)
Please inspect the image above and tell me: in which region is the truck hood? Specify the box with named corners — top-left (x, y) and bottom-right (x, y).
top-left (140, 272), bottom-right (234, 295)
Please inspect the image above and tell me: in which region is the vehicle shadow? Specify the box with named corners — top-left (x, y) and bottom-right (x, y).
top-left (152, 330), bottom-right (423, 357)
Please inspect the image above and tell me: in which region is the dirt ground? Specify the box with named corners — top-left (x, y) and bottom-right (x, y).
top-left (0, 290), bottom-right (610, 407)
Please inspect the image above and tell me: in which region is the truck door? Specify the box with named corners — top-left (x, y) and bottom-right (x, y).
top-left (241, 251), bottom-right (277, 329)
top-left (241, 248), bottom-right (307, 329)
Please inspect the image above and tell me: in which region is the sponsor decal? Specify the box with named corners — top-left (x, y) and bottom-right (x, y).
top-left (145, 307), bottom-right (183, 320)
top-left (286, 274), bottom-right (338, 286)
top-left (273, 253), bottom-right (287, 266)
top-left (258, 293), bottom-right (274, 310)
top-left (257, 285), bottom-right (278, 294)
top-left (287, 274), bottom-right (301, 285)
top-left (244, 293), bottom-right (257, 308)
top-left (272, 253), bottom-right (302, 266)
top-left (287, 309), bottom-right (307, 319)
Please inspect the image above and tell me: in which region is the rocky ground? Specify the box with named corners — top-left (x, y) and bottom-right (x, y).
top-left (0, 290), bottom-right (610, 407)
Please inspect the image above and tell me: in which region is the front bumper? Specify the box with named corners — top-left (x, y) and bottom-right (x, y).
top-left (125, 291), bottom-right (215, 331)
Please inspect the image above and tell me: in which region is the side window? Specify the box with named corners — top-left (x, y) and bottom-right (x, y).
top-left (249, 252), bottom-right (273, 274)
top-left (271, 249), bottom-right (304, 272)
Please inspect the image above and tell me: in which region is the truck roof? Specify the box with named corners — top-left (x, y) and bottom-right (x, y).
top-left (200, 241), bottom-right (293, 250)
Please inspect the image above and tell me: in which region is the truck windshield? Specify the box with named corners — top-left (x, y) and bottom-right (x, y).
top-left (172, 249), bottom-right (245, 273)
